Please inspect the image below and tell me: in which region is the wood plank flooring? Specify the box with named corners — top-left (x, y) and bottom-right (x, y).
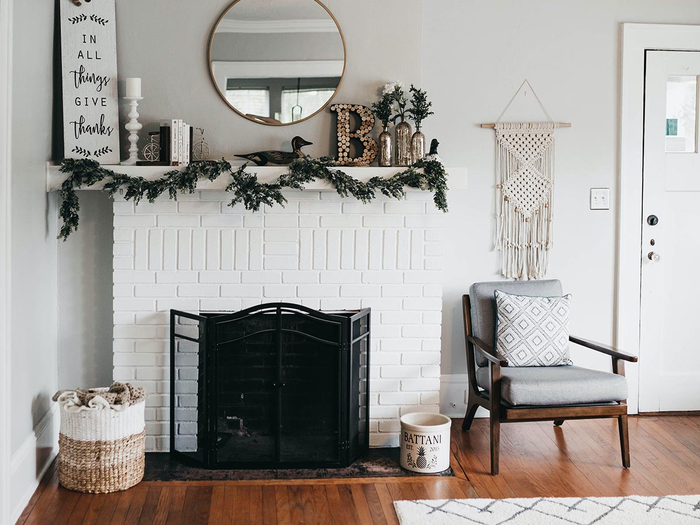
top-left (16, 416), bottom-right (700, 524)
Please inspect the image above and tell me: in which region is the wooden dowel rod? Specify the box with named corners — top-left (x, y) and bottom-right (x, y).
top-left (480, 123), bottom-right (572, 128)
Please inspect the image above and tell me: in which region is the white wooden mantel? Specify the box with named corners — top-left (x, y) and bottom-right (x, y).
top-left (46, 164), bottom-right (468, 192)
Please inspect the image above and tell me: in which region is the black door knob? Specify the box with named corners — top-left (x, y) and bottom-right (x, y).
top-left (647, 215), bottom-right (659, 226)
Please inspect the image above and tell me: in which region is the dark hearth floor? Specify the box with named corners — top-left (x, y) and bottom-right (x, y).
top-left (143, 449), bottom-right (454, 481)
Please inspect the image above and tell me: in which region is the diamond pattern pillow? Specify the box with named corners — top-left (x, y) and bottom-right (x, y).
top-left (495, 290), bottom-right (573, 367)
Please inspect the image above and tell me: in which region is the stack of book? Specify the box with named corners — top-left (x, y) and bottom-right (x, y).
top-left (159, 119), bottom-right (194, 166)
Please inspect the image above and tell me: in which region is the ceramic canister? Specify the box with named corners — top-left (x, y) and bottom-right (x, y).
top-left (399, 413), bottom-right (451, 473)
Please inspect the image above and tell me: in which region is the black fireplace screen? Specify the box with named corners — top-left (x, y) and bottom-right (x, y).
top-left (170, 303), bottom-right (370, 468)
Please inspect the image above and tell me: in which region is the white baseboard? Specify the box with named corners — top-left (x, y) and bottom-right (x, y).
top-left (440, 374), bottom-right (488, 419)
top-left (10, 404), bottom-right (59, 524)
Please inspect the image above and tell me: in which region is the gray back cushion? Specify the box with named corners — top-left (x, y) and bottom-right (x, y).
top-left (469, 280), bottom-right (563, 367)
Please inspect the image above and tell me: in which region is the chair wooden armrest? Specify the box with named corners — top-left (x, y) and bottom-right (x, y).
top-left (569, 335), bottom-right (638, 362)
top-left (468, 335), bottom-right (509, 366)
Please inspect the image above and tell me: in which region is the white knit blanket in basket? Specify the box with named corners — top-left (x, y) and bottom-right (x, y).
top-left (56, 390), bottom-right (145, 442)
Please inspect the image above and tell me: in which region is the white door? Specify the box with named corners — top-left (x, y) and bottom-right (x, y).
top-left (639, 51), bottom-right (700, 412)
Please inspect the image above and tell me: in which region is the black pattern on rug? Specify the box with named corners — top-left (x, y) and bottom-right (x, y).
top-left (144, 448), bottom-right (454, 481)
top-left (394, 496), bottom-right (700, 524)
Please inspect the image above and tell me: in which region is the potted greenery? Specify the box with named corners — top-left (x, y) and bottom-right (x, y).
top-left (387, 82), bottom-right (413, 167)
top-left (407, 85), bottom-right (434, 163)
top-left (371, 90), bottom-right (394, 167)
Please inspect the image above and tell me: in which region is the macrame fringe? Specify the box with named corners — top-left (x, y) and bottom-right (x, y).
top-left (495, 122), bottom-right (556, 280)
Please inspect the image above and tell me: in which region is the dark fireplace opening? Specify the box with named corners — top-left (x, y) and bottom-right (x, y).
top-left (170, 303), bottom-right (370, 469)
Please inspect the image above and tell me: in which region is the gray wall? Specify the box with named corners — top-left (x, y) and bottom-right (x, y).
top-left (211, 32), bottom-right (344, 62)
top-left (62, 0), bottom-right (423, 388)
top-left (58, 192), bottom-right (114, 390)
top-left (60, 0), bottom-right (424, 391)
top-left (423, 0), bottom-right (700, 389)
top-left (10, 0), bottom-right (58, 463)
top-left (64, 0), bottom-right (700, 402)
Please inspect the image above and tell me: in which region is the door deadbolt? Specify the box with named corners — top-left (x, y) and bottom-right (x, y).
top-left (647, 215), bottom-right (659, 226)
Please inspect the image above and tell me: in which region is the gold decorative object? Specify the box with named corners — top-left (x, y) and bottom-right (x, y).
top-left (330, 104), bottom-right (378, 166)
top-left (411, 127), bottom-right (426, 164)
top-left (378, 125), bottom-right (392, 167)
top-left (395, 118), bottom-right (412, 167)
top-left (208, 0), bottom-right (346, 126)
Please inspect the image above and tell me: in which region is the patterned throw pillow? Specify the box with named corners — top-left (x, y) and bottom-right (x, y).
top-left (495, 290), bottom-right (572, 367)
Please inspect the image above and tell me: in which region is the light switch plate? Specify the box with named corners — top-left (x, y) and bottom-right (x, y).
top-left (590, 188), bottom-right (610, 210)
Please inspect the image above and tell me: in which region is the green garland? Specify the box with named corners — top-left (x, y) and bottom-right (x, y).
top-left (58, 156), bottom-right (448, 240)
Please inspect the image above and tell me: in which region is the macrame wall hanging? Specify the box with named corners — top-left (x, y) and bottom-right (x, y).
top-left (482, 80), bottom-right (571, 280)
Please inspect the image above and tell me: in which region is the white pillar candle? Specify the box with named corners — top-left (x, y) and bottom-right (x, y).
top-left (126, 78), bottom-right (141, 98)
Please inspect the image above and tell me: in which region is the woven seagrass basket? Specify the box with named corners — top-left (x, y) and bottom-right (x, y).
top-left (57, 392), bottom-right (145, 493)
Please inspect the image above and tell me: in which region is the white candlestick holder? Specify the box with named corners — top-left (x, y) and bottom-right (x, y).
top-left (122, 96), bottom-right (143, 166)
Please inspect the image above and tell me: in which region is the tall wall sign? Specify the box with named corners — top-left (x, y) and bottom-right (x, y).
top-left (60, 0), bottom-right (120, 164)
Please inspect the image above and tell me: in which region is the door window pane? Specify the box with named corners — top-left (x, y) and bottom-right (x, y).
top-left (226, 88), bottom-right (270, 118)
top-left (666, 76), bottom-right (697, 153)
top-left (281, 88), bottom-right (336, 123)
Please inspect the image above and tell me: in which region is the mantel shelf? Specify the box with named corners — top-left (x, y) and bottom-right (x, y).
top-left (46, 163), bottom-right (468, 192)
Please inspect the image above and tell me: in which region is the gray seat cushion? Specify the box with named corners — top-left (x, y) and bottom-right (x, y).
top-left (469, 280), bottom-right (563, 367)
top-left (476, 365), bottom-right (628, 406)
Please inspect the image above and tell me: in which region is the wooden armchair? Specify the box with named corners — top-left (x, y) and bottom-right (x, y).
top-left (462, 280), bottom-right (638, 475)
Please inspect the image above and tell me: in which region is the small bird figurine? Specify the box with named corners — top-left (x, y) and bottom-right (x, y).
top-left (235, 136), bottom-right (313, 166)
top-left (425, 138), bottom-right (443, 164)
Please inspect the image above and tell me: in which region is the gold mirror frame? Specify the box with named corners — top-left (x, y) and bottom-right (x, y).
top-left (207, 0), bottom-right (346, 127)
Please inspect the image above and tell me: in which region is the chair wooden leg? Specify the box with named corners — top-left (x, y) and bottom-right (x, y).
top-left (490, 411), bottom-right (500, 475)
top-left (618, 414), bottom-right (631, 468)
top-left (462, 398), bottom-right (479, 431)
top-left (553, 419), bottom-right (564, 427)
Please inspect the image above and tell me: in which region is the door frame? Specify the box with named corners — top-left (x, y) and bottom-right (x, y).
top-left (618, 23), bottom-right (700, 414)
top-left (0, 0), bottom-right (12, 523)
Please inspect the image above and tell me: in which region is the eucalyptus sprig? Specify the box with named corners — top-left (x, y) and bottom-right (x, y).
top-left (382, 81), bottom-right (409, 124)
top-left (407, 84), bottom-right (434, 129)
top-left (371, 94), bottom-right (393, 128)
top-left (56, 156), bottom-right (449, 240)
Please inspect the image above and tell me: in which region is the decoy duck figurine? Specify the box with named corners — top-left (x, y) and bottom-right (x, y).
top-left (235, 136), bottom-right (313, 166)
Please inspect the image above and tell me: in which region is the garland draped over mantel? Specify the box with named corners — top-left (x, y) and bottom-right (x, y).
top-left (58, 157), bottom-right (448, 240)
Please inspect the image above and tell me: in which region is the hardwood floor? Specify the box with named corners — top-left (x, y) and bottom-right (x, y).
top-left (16, 416), bottom-right (700, 524)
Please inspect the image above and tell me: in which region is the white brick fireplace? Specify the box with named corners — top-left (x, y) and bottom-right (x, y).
top-left (111, 189), bottom-right (444, 451)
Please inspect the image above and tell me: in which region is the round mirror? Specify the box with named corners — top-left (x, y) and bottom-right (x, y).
top-left (208, 0), bottom-right (346, 126)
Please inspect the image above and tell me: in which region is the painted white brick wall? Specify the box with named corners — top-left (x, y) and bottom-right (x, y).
top-left (112, 190), bottom-right (444, 451)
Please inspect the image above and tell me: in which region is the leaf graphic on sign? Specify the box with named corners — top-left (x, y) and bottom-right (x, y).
top-left (89, 14), bottom-right (109, 26)
top-left (68, 14), bottom-right (87, 24)
top-left (93, 146), bottom-right (113, 158)
top-left (72, 146), bottom-right (92, 158)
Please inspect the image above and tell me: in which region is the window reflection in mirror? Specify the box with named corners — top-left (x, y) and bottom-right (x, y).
top-left (209, 0), bottom-right (345, 126)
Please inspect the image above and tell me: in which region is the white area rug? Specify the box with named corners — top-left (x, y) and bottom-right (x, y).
top-left (394, 496), bottom-right (700, 524)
